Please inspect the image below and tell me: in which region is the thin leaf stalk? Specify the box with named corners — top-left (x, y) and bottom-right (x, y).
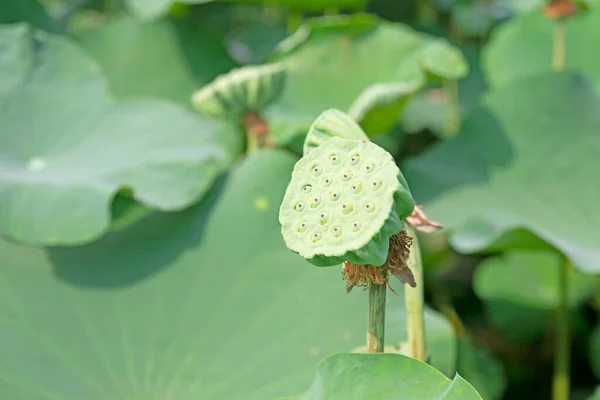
top-left (444, 79), bottom-right (460, 138)
top-left (553, 19), bottom-right (566, 71)
top-left (367, 282), bottom-right (387, 353)
top-left (403, 222), bottom-right (426, 361)
top-left (553, 257), bottom-right (570, 400)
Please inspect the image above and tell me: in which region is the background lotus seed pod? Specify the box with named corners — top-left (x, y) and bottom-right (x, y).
top-left (303, 109), bottom-right (369, 156)
top-left (280, 136), bottom-right (414, 267)
top-left (191, 63), bottom-right (286, 118)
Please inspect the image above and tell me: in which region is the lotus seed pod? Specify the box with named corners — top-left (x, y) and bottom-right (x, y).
top-left (279, 136), bottom-right (415, 267)
top-left (191, 63), bottom-right (286, 118)
top-left (303, 109), bottom-right (369, 156)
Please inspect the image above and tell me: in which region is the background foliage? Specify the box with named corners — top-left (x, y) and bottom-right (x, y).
top-left (1, 0), bottom-right (600, 399)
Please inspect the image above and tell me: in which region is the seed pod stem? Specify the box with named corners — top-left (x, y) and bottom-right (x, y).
top-left (552, 257), bottom-right (570, 400)
top-left (367, 280), bottom-right (387, 353)
top-left (403, 221), bottom-right (426, 361)
top-left (553, 19), bottom-right (566, 72)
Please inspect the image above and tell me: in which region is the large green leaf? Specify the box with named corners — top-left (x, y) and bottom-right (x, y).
top-left (0, 23), bottom-right (235, 246)
top-left (0, 0), bottom-right (60, 32)
top-left (473, 250), bottom-right (596, 341)
top-left (77, 16), bottom-right (236, 105)
top-left (404, 72), bottom-right (600, 272)
top-left (483, 10), bottom-right (600, 89)
top-left (290, 353), bottom-right (482, 399)
top-left (266, 14), bottom-right (467, 143)
top-left (0, 149), bottom-right (454, 399)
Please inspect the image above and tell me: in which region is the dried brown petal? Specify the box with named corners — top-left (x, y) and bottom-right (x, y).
top-left (543, 0), bottom-right (577, 19)
top-left (406, 204), bottom-right (443, 233)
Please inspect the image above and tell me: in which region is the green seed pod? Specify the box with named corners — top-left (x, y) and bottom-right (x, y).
top-left (303, 109), bottom-right (369, 156)
top-left (279, 136), bottom-right (414, 267)
top-left (191, 63), bottom-right (286, 118)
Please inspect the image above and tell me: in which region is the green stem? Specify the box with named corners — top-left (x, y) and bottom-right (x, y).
top-left (553, 19), bottom-right (566, 72)
top-left (403, 222), bottom-right (426, 361)
top-left (444, 79), bottom-right (460, 138)
top-left (553, 257), bottom-right (570, 400)
top-left (367, 282), bottom-right (387, 353)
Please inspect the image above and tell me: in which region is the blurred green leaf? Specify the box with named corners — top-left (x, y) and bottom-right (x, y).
top-left (587, 386), bottom-right (600, 400)
top-left (451, 2), bottom-right (494, 37)
top-left (483, 9), bottom-right (600, 89)
top-left (266, 14), bottom-right (467, 143)
top-left (473, 251), bottom-right (596, 341)
top-left (0, 0), bottom-right (60, 32)
top-left (456, 337), bottom-right (506, 400)
top-left (404, 72), bottom-right (600, 272)
top-left (0, 149), bottom-right (455, 399)
top-left (77, 15), bottom-right (236, 105)
top-left (290, 353), bottom-right (482, 400)
top-left (0, 23), bottom-right (237, 246)
top-left (125, 0), bottom-right (213, 21)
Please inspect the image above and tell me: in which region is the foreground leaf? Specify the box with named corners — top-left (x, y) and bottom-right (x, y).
top-left (266, 14), bottom-right (467, 142)
top-left (0, 24), bottom-right (233, 246)
top-left (404, 72), bottom-right (600, 272)
top-left (483, 9), bottom-right (600, 89)
top-left (78, 16), bottom-right (236, 105)
top-left (456, 337), bottom-right (506, 400)
top-left (474, 250), bottom-right (596, 341)
top-left (291, 353), bottom-right (482, 400)
top-left (0, 149), bottom-right (454, 399)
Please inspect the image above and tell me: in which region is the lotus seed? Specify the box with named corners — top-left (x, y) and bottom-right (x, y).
top-left (318, 212), bottom-right (330, 224)
top-left (330, 153), bottom-right (341, 165)
top-left (363, 201), bottom-right (376, 213)
top-left (332, 226), bottom-right (343, 237)
top-left (341, 202), bottom-right (354, 215)
top-left (350, 154), bottom-right (360, 166)
top-left (298, 221), bottom-right (308, 232)
top-left (340, 170), bottom-right (353, 182)
top-left (322, 177), bottom-right (333, 187)
top-left (351, 182), bottom-right (363, 194)
top-left (302, 184), bottom-right (312, 193)
top-left (312, 232), bottom-right (322, 242)
top-left (312, 165), bottom-right (323, 176)
top-left (371, 179), bottom-right (383, 191)
top-left (294, 201), bottom-right (306, 211)
top-left (329, 191), bottom-right (341, 201)
top-left (351, 221), bottom-right (361, 231)
top-left (364, 162), bottom-right (375, 173)
top-left (310, 196), bottom-right (322, 208)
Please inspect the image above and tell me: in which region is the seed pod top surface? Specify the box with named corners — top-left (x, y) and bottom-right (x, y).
top-left (303, 109), bottom-right (368, 156)
top-left (279, 136), bottom-right (413, 267)
top-left (191, 63), bottom-right (286, 118)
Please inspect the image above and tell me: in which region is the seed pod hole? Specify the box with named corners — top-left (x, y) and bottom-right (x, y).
top-left (340, 170), bottom-right (353, 182)
top-left (318, 212), bottom-right (330, 225)
top-left (350, 154), bottom-right (360, 166)
top-left (341, 202), bottom-right (354, 215)
top-left (332, 226), bottom-right (343, 237)
top-left (312, 232), bottom-right (322, 242)
top-left (351, 182), bottom-right (363, 194)
top-left (329, 153), bottom-right (341, 165)
top-left (371, 179), bottom-right (383, 191)
top-left (302, 184), bottom-right (312, 194)
top-left (363, 201), bottom-right (375, 213)
top-left (329, 190), bottom-right (341, 202)
top-left (351, 221), bottom-right (361, 232)
top-left (311, 164), bottom-right (323, 176)
top-left (322, 177), bottom-right (333, 187)
top-left (310, 196), bottom-right (322, 208)
top-left (298, 221), bottom-right (308, 232)
top-left (294, 201), bottom-right (306, 212)
top-left (364, 162), bottom-right (375, 173)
